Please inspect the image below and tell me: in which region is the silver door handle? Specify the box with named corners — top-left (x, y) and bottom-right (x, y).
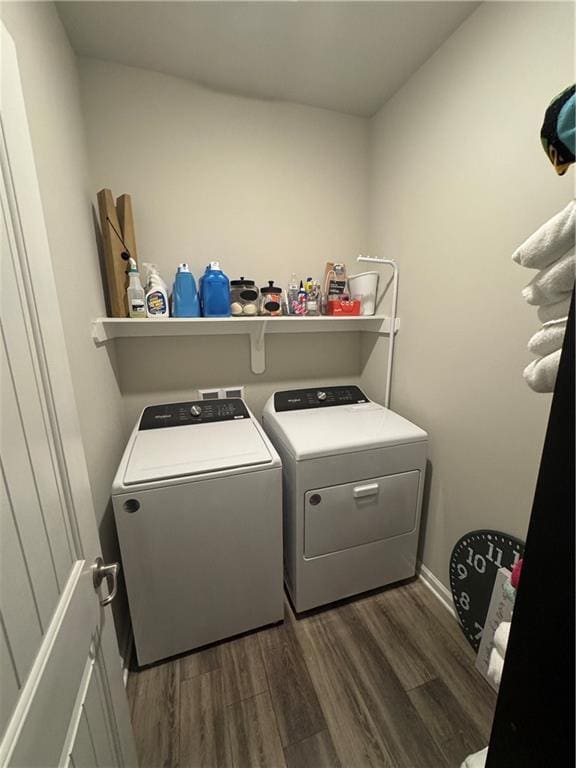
top-left (92, 557), bottom-right (120, 606)
top-left (353, 483), bottom-right (379, 499)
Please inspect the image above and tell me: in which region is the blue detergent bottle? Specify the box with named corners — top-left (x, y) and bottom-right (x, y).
top-left (172, 264), bottom-right (201, 317)
top-left (200, 262), bottom-right (231, 317)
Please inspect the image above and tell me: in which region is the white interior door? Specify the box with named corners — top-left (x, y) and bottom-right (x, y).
top-left (0, 23), bottom-right (137, 768)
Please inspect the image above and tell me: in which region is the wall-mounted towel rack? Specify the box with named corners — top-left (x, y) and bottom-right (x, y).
top-left (356, 255), bottom-right (399, 407)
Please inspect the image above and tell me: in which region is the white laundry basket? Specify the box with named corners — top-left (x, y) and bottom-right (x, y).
top-left (348, 271), bottom-right (379, 315)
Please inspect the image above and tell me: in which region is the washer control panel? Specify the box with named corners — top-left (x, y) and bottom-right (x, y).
top-left (274, 386), bottom-right (368, 412)
top-left (139, 399), bottom-right (249, 429)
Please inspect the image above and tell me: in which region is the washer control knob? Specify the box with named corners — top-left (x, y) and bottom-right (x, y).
top-left (190, 405), bottom-right (202, 417)
top-left (317, 391), bottom-right (327, 401)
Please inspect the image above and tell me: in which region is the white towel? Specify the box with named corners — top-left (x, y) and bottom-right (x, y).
top-left (528, 319), bottom-right (567, 357)
top-left (524, 349), bottom-right (562, 393)
top-left (487, 647), bottom-right (504, 688)
top-left (512, 200), bottom-right (576, 269)
top-left (461, 747), bottom-right (488, 768)
top-left (537, 295), bottom-right (571, 323)
top-left (521, 250), bottom-right (575, 306)
top-left (493, 621), bottom-right (511, 657)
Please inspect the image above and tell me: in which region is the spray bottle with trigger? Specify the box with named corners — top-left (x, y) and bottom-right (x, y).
top-left (125, 257), bottom-right (146, 318)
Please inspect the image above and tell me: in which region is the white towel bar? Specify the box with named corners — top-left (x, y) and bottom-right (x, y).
top-left (357, 255), bottom-right (399, 408)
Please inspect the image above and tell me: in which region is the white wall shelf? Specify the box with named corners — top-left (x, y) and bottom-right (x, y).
top-left (91, 315), bottom-right (399, 374)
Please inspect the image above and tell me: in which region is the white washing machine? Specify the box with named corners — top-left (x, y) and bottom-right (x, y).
top-left (262, 385), bottom-right (428, 612)
top-left (112, 398), bottom-right (283, 666)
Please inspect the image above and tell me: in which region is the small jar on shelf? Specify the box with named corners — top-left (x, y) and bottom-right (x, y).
top-left (259, 281), bottom-right (283, 316)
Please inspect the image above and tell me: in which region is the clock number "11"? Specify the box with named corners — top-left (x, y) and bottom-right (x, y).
top-left (465, 542), bottom-right (521, 575)
top-left (486, 541), bottom-right (503, 568)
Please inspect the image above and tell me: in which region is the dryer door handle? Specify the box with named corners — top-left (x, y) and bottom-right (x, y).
top-left (353, 483), bottom-right (379, 499)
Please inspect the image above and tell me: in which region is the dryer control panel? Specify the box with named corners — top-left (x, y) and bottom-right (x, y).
top-left (274, 386), bottom-right (368, 412)
top-left (139, 399), bottom-right (249, 429)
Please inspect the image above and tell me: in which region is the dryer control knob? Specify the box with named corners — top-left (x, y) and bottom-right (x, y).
top-left (317, 391), bottom-right (327, 401)
top-left (190, 405), bottom-right (202, 417)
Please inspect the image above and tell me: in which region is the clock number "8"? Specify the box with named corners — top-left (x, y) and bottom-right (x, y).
top-left (459, 592), bottom-right (470, 611)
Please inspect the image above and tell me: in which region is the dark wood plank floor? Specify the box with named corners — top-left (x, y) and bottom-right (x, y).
top-left (126, 579), bottom-right (496, 768)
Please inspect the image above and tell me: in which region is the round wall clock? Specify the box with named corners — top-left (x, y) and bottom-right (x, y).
top-left (450, 530), bottom-right (524, 651)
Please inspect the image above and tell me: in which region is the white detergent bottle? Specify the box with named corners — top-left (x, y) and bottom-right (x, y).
top-left (126, 259), bottom-right (146, 318)
top-left (144, 263), bottom-right (169, 318)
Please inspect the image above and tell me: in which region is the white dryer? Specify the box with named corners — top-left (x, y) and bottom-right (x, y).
top-left (112, 399), bottom-right (283, 666)
top-left (262, 385), bottom-right (428, 612)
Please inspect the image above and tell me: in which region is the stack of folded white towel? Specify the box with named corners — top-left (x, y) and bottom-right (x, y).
top-left (487, 620), bottom-right (511, 689)
top-left (512, 200), bottom-right (575, 392)
top-left (460, 621), bottom-right (512, 768)
top-left (461, 747), bottom-right (488, 768)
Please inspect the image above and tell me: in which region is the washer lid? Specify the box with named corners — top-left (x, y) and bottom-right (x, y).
top-left (269, 402), bottom-right (427, 460)
top-left (124, 419), bottom-right (273, 485)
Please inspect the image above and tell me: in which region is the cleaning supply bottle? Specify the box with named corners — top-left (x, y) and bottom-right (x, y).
top-left (126, 258), bottom-right (146, 318)
top-left (199, 262), bottom-right (230, 317)
top-left (298, 280), bottom-right (307, 312)
top-left (287, 273), bottom-right (299, 315)
top-left (306, 280), bottom-right (320, 316)
top-left (143, 263), bottom-right (169, 318)
top-left (172, 263), bottom-right (200, 317)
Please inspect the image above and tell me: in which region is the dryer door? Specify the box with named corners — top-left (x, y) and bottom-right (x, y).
top-left (304, 470), bottom-right (420, 558)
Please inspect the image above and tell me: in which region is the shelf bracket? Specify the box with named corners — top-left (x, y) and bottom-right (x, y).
top-left (382, 316), bottom-right (400, 334)
top-left (91, 319), bottom-right (109, 345)
top-left (249, 320), bottom-right (268, 374)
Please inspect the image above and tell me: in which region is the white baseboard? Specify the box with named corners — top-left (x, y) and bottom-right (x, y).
top-left (418, 562), bottom-right (456, 619)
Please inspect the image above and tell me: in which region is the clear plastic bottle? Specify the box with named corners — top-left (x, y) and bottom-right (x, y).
top-left (126, 259), bottom-right (146, 318)
top-left (287, 273), bottom-right (299, 315)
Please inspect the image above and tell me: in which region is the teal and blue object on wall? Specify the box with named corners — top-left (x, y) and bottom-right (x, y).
top-left (541, 84), bottom-right (575, 176)
top-left (200, 262), bottom-right (231, 317)
top-left (172, 263), bottom-right (201, 317)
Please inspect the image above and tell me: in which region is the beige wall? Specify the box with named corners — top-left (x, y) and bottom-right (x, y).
top-left (365, 1), bottom-right (574, 588)
top-left (116, 334), bottom-right (362, 430)
top-left (78, 57), bottom-right (369, 424)
top-left (1, 2), bottom-right (130, 651)
top-left (78, 57), bottom-right (368, 291)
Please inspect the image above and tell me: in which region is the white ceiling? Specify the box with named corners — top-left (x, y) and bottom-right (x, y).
top-left (58, 1), bottom-right (479, 117)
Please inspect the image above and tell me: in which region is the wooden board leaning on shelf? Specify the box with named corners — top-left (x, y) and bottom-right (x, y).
top-left (97, 189), bottom-right (139, 318)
